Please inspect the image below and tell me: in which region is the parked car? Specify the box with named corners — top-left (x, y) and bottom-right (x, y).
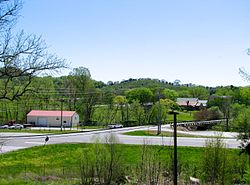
top-left (0, 125), bottom-right (9, 129)
top-left (9, 124), bottom-right (24, 130)
top-left (107, 124), bottom-right (123, 129)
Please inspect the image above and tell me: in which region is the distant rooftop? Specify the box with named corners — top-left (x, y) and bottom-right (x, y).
top-left (176, 98), bottom-right (207, 107)
top-left (27, 110), bottom-right (76, 117)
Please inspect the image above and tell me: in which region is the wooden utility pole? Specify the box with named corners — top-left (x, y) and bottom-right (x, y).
top-left (157, 90), bottom-right (162, 135)
top-left (170, 110), bottom-right (179, 185)
top-left (60, 99), bottom-right (64, 131)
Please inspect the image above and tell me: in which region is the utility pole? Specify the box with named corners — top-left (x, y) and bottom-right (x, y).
top-left (157, 90), bottom-right (161, 135)
top-left (15, 102), bottom-right (18, 123)
top-left (170, 110), bottom-right (179, 185)
top-left (126, 103), bottom-right (129, 123)
top-left (226, 109), bottom-right (229, 131)
top-left (224, 96), bottom-right (231, 131)
top-left (60, 99), bottom-right (64, 131)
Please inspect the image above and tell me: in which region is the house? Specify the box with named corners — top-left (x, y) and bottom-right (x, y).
top-left (176, 98), bottom-right (207, 110)
top-left (27, 110), bottom-right (79, 127)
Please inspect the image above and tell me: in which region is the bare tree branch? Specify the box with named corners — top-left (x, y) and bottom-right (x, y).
top-left (239, 67), bottom-right (250, 82)
top-left (239, 48), bottom-right (250, 82)
top-left (0, 0), bottom-right (68, 101)
top-left (0, 0), bottom-right (21, 31)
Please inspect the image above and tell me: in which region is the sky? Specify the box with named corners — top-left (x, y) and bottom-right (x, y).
top-left (15, 0), bottom-right (250, 87)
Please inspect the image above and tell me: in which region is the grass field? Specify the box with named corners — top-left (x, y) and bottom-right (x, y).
top-left (168, 111), bottom-right (195, 122)
top-left (0, 143), bottom-right (241, 185)
top-left (123, 130), bottom-right (230, 138)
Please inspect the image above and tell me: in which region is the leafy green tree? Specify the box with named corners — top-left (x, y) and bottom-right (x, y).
top-left (83, 89), bottom-right (102, 124)
top-left (231, 103), bottom-right (246, 119)
top-left (102, 91), bottom-right (115, 106)
top-left (233, 108), bottom-right (250, 166)
top-left (31, 76), bottom-right (57, 109)
top-left (94, 80), bottom-right (106, 88)
top-left (189, 86), bottom-right (209, 99)
top-left (240, 86), bottom-right (250, 105)
top-left (201, 137), bottom-right (231, 185)
top-left (113, 96), bottom-right (128, 124)
top-left (160, 98), bottom-right (178, 110)
top-left (104, 91), bottom-right (116, 123)
top-left (177, 90), bottom-right (191, 98)
top-left (69, 67), bottom-right (99, 123)
top-left (215, 86), bottom-right (240, 102)
top-left (194, 106), bottom-right (223, 121)
top-left (150, 101), bottom-right (168, 124)
top-left (113, 96), bottom-right (127, 105)
top-left (125, 88), bottom-right (153, 104)
top-left (208, 96), bottom-right (232, 119)
top-left (162, 89), bottom-right (178, 101)
top-left (69, 67), bottom-right (92, 93)
top-left (130, 100), bottom-right (145, 125)
top-left (208, 106), bottom-right (224, 119)
top-left (234, 108), bottom-right (250, 144)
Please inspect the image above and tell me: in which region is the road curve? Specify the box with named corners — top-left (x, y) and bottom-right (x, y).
top-left (0, 125), bottom-right (241, 154)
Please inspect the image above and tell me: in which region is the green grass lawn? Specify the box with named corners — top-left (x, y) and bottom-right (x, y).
top-left (123, 130), bottom-right (230, 138)
top-left (124, 130), bottom-right (198, 137)
top-left (167, 111), bottom-right (196, 122)
top-left (0, 143), bottom-right (240, 185)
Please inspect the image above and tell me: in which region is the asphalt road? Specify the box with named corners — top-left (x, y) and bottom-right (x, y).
top-left (0, 125), bottom-right (241, 154)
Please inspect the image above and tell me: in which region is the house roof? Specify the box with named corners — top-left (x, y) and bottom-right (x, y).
top-left (27, 110), bottom-right (76, 117)
top-left (176, 98), bottom-right (207, 107)
top-left (176, 98), bottom-right (198, 106)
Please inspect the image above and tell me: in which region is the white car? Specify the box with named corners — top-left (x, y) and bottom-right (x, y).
top-left (108, 124), bottom-right (123, 129)
top-left (9, 124), bottom-right (24, 129)
top-left (0, 125), bottom-right (9, 129)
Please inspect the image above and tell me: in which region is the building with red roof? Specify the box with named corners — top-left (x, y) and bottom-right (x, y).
top-left (27, 110), bottom-right (79, 127)
top-left (176, 98), bottom-right (207, 110)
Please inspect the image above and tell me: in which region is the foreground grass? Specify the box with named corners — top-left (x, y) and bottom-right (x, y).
top-left (0, 143), bottom-right (240, 185)
top-left (123, 130), bottom-right (230, 138)
top-left (124, 130), bottom-right (199, 137)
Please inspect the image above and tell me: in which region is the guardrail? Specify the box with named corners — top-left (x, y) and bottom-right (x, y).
top-left (170, 119), bottom-right (227, 127)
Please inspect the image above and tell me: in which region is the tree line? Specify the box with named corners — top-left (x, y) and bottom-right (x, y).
top-left (1, 0), bottom-right (250, 129)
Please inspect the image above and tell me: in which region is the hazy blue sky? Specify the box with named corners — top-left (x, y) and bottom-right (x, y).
top-left (17, 0), bottom-right (250, 87)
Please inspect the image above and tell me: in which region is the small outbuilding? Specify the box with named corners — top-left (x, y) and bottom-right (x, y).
top-left (27, 110), bottom-right (79, 127)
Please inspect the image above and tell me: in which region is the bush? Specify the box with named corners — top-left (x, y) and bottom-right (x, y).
top-left (77, 134), bottom-right (126, 185)
top-left (201, 137), bottom-right (234, 185)
top-left (194, 106), bottom-right (223, 121)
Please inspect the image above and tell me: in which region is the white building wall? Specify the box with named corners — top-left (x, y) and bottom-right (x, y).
top-left (71, 113), bottom-right (79, 126)
top-left (27, 114), bottom-right (79, 127)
